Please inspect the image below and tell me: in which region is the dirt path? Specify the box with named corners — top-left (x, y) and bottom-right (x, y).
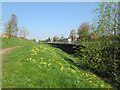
top-left (0, 46), bottom-right (21, 54)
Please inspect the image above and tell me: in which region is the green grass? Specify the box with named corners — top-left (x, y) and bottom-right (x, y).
top-left (1, 37), bottom-right (33, 49)
top-left (2, 38), bottom-right (112, 88)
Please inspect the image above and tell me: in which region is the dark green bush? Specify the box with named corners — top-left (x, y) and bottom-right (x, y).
top-left (75, 35), bottom-right (120, 88)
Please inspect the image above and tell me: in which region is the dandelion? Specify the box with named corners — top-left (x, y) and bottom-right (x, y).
top-left (48, 63), bottom-right (52, 65)
top-left (71, 69), bottom-right (75, 73)
top-left (77, 81), bottom-right (79, 82)
top-left (30, 58), bottom-right (32, 60)
top-left (58, 62), bottom-right (62, 65)
top-left (27, 59), bottom-right (28, 60)
top-left (101, 85), bottom-right (104, 87)
top-left (93, 75), bottom-right (96, 77)
top-left (89, 81), bottom-right (92, 82)
top-left (40, 62), bottom-right (46, 64)
top-left (43, 62), bottom-right (47, 64)
top-left (61, 66), bottom-right (64, 70)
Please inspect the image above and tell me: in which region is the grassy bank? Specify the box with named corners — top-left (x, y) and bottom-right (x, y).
top-left (2, 38), bottom-right (112, 88)
top-left (1, 37), bottom-right (33, 49)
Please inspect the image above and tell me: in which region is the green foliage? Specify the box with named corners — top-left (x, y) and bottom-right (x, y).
top-left (75, 36), bottom-right (120, 88)
top-left (77, 22), bottom-right (90, 41)
top-left (76, 2), bottom-right (120, 89)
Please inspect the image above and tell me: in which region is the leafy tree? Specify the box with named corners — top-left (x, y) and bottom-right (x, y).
top-left (92, 2), bottom-right (119, 36)
top-left (61, 36), bottom-right (64, 39)
top-left (77, 22), bottom-right (90, 41)
top-left (53, 36), bottom-right (59, 42)
top-left (32, 39), bottom-right (36, 42)
top-left (76, 1), bottom-right (120, 89)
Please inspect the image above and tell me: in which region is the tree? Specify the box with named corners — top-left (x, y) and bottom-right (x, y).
top-left (61, 36), bottom-right (64, 39)
top-left (32, 39), bottom-right (36, 42)
top-left (53, 36), bottom-right (59, 42)
top-left (4, 14), bottom-right (18, 38)
top-left (70, 29), bottom-right (76, 42)
top-left (118, 1), bottom-right (120, 34)
top-left (92, 2), bottom-right (119, 36)
top-left (19, 26), bottom-right (29, 39)
top-left (77, 22), bottom-right (90, 41)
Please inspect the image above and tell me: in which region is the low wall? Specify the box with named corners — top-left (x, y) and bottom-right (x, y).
top-left (46, 43), bottom-right (84, 54)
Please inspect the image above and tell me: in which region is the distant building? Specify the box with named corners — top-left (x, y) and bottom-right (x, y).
top-left (0, 34), bottom-right (9, 38)
top-left (68, 35), bottom-right (77, 42)
top-left (17, 37), bottom-right (25, 40)
top-left (91, 33), bottom-right (99, 39)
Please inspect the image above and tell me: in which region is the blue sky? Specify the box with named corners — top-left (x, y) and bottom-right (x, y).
top-left (1, 2), bottom-right (99, 41)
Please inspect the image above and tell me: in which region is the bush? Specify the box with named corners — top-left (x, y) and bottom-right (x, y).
top-left (75, 35), bottom-right (120, 88)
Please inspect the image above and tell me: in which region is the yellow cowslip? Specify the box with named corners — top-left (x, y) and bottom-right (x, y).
top-left (71, 69), bottom-right (76, 73)
top-left (48, 63), bottom-right (52, 65)
top-left (61, 66), bottom-right (64, 70)
top-left (40, 58), bottom-right (43, 60)
top-left (93, 75), bottom-right (97, 77)
top-left (30, 58), bottom-right (32, 60)
top-left (101, 85), bottom-right (104, 87)
top-left (40, 62), bottom-right (47, 65)
top-left (58, 62), bottom-right (62, 65)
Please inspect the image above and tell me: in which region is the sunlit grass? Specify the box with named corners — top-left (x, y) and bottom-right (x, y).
top-left (2, 38), bottom-right (112, 88)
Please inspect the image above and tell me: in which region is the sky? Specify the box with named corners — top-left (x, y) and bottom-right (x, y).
top-left (1, 2), bottom-right (99, 41)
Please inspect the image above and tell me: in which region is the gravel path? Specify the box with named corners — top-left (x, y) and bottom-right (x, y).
top-left (0, 46), bottom-right (21, 54)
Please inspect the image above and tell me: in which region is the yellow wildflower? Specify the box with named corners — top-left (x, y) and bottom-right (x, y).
top-left (71, 69), bottom-right (75, 73)
top-left (48, 63), bottom-right (52, 65)
top-left (58, 62), bottom-right (62, 65)
top-left (61, 66), bottom-right (64, 70)
top-left (30, 58), bottom-right (32, 60)
top-left (93, 75), bottom-right (96, 77)
top-left (101, 85), bottom-right (104, 87)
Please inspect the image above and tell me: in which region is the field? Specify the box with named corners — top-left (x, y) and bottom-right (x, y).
top-left (2, 37), bottom-right (112, 88)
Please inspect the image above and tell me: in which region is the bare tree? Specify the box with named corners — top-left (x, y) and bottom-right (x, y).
top-left (22, 26), bottom-right (29, 39)
top-left (70, 29), bottom-right (76, 42)
top-left (4, 14), bottom-right (18, 38)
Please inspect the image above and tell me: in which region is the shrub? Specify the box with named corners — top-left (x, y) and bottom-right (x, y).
top-left (75, 35), bottom-right (120, 88)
